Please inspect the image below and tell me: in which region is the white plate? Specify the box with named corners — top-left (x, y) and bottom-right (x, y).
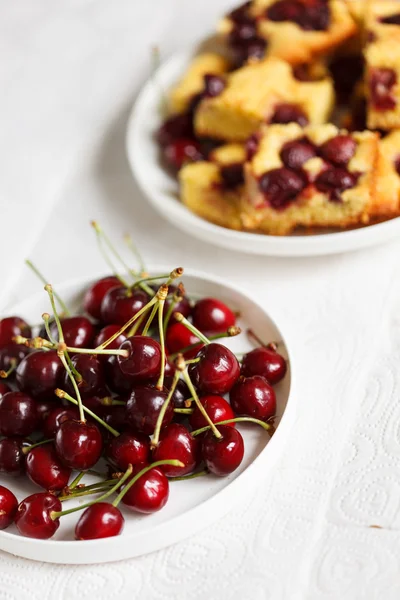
top-left (0, 269), bottom-right (295, 564)
top-left (126, 50), bottom-right (400, 257)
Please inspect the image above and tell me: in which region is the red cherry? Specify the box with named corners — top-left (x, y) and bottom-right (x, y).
top-left (121, 465), bottom-right (169, 513)
top-left (162, 284), bottom-right (191, 320)
top-left (270, 103), bottom-right (309, 126)
top-left (189, 395), bottom-right (235, 430)
top-left (166, 322), bottom-right (203, 359)
top-left (163, 138), bottom-right (203, 171)
top-left (118, 336), bottom-right (162, 383)
top-left (55, 420), bottom-right (103, 470)
top-left (100, 287), bottom-right (149, 325)
top-left (0, 344), bottom-right (31, 378)
top-left (0, 317), bottom-right (31, 348)
top-left (83, 276), bottom-right (121, 321)
top-left (259, 167), bottom-right (307, 209)
top-left (50, 316), bottom-right (95, 348)
top-left (230, 375), bottom-right (276, 420)
top-left (156, 113), bottom-right (194, 147)
top-left (381, 13), bottom-right (400, 25)
top-left (267, 0), bottom-right (330, 31)
top-left (319, 135), bottom-right (357, 167)
top-left (164, 356), bottom-right (176, 378)
top-left (42, 406), bottom-right (79, 438)
top-left (0, 391), bottom-right (39, 436)
top-left (220, 163), bottom-right (245, 189)
top-left (16, 350), bottom-right (62, 401)
top-left (204, 74), bottom-right (226, 98)
top-left (0, 382), bottom-right (11, 399)
top-left (126, 386), bottom-right (173, 435)
top-left (241, 346), bottom-right (287, 384)
top-left (93, 325), bottom-right (128, 351)
top-left (0, 437), bottom-right (26, 476)
top-left (0, 485), bottom-right (18, 529)
top-left (246, 134), bottom-right (260, 160)
top-left (15, 492), bottom-right (61, 539)
top-left (280, 139), bottom-right (316, 170)
top-left (153, 423), bottom-right (199, 477)
top-left (369, 68), bottom-right (397, 111)
top-left (103, 405), bottom-right (128, 437)
top-left (201, 425), bottom-right (244, 476)
top-left (106, 431), bottom-right (150, 471)
top-left (315, 167), bottom-right (358, 202)
top-left (26, 444), bottom-right (71, 491)
top-left (189, 343), bottom-right (240, 395)
top-left (61, 354), bottom-right (107, 399)
top-left (75, 503), bottom-right (124, 540)
top-left (164, 377), bottom-right (190, 410)
top-left (36, 398), bottom-right (58, 423)
top-left (104, 355), bottom-right (134, 395)
top-left (192, 298), bottom-right (236, 335)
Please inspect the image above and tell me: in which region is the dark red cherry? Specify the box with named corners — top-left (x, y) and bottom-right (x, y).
top-left (43, 406), bottom-right (79, 438)
top-left (220, 163), bottom-right (245, 189)
top-left (104, 355), bottom-right (134, 395)
top-left (103, 404), bottom-right (128, 434)
top-left (189, 395), bottom-right (235, 430)
top-left (75, 503), bottom-right (124, 540)
top-left (241, 346), bottom-right (287, 384)
top-left (166, 322), bottom-right (203, 359)
top-left (0, 344), bottom-right (31, 378)
top-left (50, 316), bottom-right (95, 348)
top-left (315, 167), bottom-right (358, 202)
top-left (163, 284), bottom-right (191, 320)
top-left (121, 465), bottom-right (169, 513)
top-left (156, 113), bottom-right (194, 147)
top-left (126, 386), bottom-right (174, 435)
top-left (0, 391), bottom-right (39, 436)
top-left (270, 103), bottom-right (309, 126)
top-left (267, 0), bottom-right (330, 31)
top-left (0, 382), bottom-right (11, 399)
top-left (36, 398), bottom-right (58, 423)
top-left (164, 377), bottom-right (190, 410)
top-left (280, 139), bottom-right (316, 170)
top-left (246, 134), bottom-right (260, 160)
top-left (165, 356), bottom-right (176, 378)
top-left (55, 420), bottom-right (103, 470)
top-left (381, 13), bottom-right (400, 25)
top-left (201, 425), bottom-right (244, 476)
top-left (0, 485), bottom-right (18, 529)
top-left (153, 423), bottom-right (199, 477)
top-left (26, 444), bottom-right (71, 491)
top-left (395, 156), bottom-right (400, 176)
top-left (319, 135), bottom-right (357, 166)
top-left (163, 138), bottom-right (203, 171)
top-left (118, 336), bottom-right (162, 383)
top-left (0, 317), bottom-right (31, 348)
top-left (230, 375), bottom-right (276, 420)
top-left (61, 354), bottom-right (107, 399)
top-left (0, 437), bottom-right (25, 476)
top-left (83, 276), bottom-right (121, 321)
top-left (16, 350), bottom-right (62, 401)
top-left (189, 343), bottom-right (240, 395)
top-left (259, 167), bottom-right (307, 209)
top-left (192, 298), bottom-right (236, 335)
top-left (369, 68), bottom-right (397, 111)
top-left (107, 431), bottom-right (150, 471)
top-left (204, 74), bottom-right (226, 98)
top-left (15, 492), bottom-right (61, 539)
top-left (100, 287), bottom-right (149, 326)
top-left (93, 325), bottom-right (128, 351)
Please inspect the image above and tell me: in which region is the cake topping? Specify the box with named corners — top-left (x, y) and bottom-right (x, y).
top-left (246, 134), bottom-right (260, 160)
top-left (266, 0), bottom-right (330, 32)
top-left (270, 103), bottom-right (309, 126)
top-left (369, 68), bottom-right (397, 111)
top-left (258, 167), bottom-right (307, 208)
top-left (319, 135), bottom-right (357, 166)
top-left (315, 167), bottom-right (359, 202)
top-left (280, 139), bottom-right (317, 169)
top-left (157, 113), bottom-right (193, 147)
top-left (380, 13), bottom-right (400, 25)
top-left (204, 75), bottom-right (226, 98)
top-left (220, 164), bottom-right (245, 188)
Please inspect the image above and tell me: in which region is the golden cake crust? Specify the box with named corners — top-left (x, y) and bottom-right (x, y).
top-left (364, 39), bottom-right (400, 130)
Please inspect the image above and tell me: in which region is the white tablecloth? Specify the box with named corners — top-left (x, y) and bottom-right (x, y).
top-left (2, 2), bottom-right (400, 598)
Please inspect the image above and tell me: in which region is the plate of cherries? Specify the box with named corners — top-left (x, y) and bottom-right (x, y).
top-left (0, 224), bottom-right (293, 564)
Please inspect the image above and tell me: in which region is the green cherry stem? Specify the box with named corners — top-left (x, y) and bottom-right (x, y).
top-left (127, 311), bottom-right (148, 337)
top-left (42, 313), bottom-right (57, 344)
top-left (22, 438), bottom-right (54, 454)
top-left (191, 417), bottom-right (271, 437)
top-left (91, 221), bottom-right (131, 288)
top-left (151, 370), bottom-right (180, 449)
top-left (123, 233), bottom-right (146, 275)
top-left (26, 260), bottom-right (70, 316)
top-left (58, 350), bottom-right (86, 422)
top-left (112, 459), bottom-right (184, 507)
top-left (51, 466), bottom-right (133, 519)
top-left (171, 469), bottom-right (208, 482)
top-left (174, 408), bottom-right (194, 414)
top-left (0, 359), bottom-right (17, 379)
top-left (247, 328), bottom-right (278, 351)
top-left (156, 286), bottom-right (168, 390)
top-left (65, 346), bottom-right (129, 357)
top-left (168, 327), bottom-right (241, 360)
top-left (162, 296), bottom-right (178, 336)
top-left (142, 302), bottom-right (159, 336)
top-left (68, 471), bottom-right (85, 491)
top-left (131, 273), bottom-right (170, 289)
top-left (44, 285), bottom-right (64, 343)
top-left (55, 389), bottom-right (120, 437)
top-left (173, 312), bottom-right (210, 345)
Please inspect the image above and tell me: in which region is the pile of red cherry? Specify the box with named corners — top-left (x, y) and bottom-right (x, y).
top-left (0, 232), bottom-right (287, 542)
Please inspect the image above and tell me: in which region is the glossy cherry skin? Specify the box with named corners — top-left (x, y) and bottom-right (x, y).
top-left (156, 112), bottom-right (194, 147)
top-left (0, 437), bottom-right (26, 476)
top-left (93, 325), bottom-right (128, 352)
top-left (100, 287), bottom-right (149, 326)
top-left (55, 420), bottom-right (103, 470)
top-left (189, 395), bottom-right (235, 430)
top-left (121, 465), bottom-right (169, 513)
top-left (164, 377), bottom-right (190, 410)
top-left (241, 347), bottom-right (287, 384)
top-left (189, 343), bottom-right (240, 395)
top-left (166, 322), bottom-right (203, 359)
top-left (163, 138), bottom-right (203, 171)
top-left (192, 298), bottom-right (236, 335)
top-left (75, 503), bottom-right (124, 540)
top-left (26, 444), bottom-right (71, 491)
top-left (106, 431), bottom-right (150, 471)
top-left (105, 355), bottom-right (134, 395)
top-left (42, 406), bottom-right (79, 438)
top-left (15, 492), bottom-right (61, 539)
top-left (0, 344), bottom-right (31, 377)
top-left (16, 350), bottom-right (62, 401)
top-left (0, 485), bottom-right (18, 529)
top-left (83, 276), bottom-right (121, 321)
top-left (259, 167), bottom-right (306, 209)
top-left (164, 284), bottom-right (191, 320)
top-left (61, 354), bottom-right (107, 399)
top-left (103, 405), bottom-right (128, 435)
top-left (36, 398), bottom-right (58, 423)
top-left (0, 391), bottom-right (39, 437)
top-left (153, 423), bottom-right (199, 477)
top-left (319, 135), bottom-right (357, 167)
top-left (0, 382), bottom-right (11, 399)
top-left (280, 139), bottom-right (316, 170)
top-left (201, 425), bottom-right (244, 476)
top-left (126, 386), bottom-right (174, 435)
top-left (230, 375), bottom-right (276, 420)
top-left (0, 317), bottom-right (31, 348)
top-left (118, 336), bottom-right (162, 383)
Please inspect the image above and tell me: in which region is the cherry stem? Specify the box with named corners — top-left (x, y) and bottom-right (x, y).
top-left (131, 273), bottom-right (170, 289)
top-left (42, 313), bottom-right (57, 344)
top-left (65, 346), bottom-right (129, 357)
top-left (112, 459), bottom-right (184, 507)
top-left (59, 478), bottom-right (119, 501)
top-left (174, 408), bottom-right (194, 414)
top-left (65, 351), bottom-right (83, 384)
top-left (171, 469), bottom-right (208, 481)
top-left (22, 438), bottom-right (53, 454)
top-left (191, 417), bottom-right (271, 437)
top-left (68, 471), bottom-right (85, 491)
top-left (163, 296), bottom-right (178, 336)
top-left (55, 388), bottom-right (120, 437)
top-left (0, 359), bottom-right (17, 379)
top-left (151, 370), bottom-right (180, 448)
top-left (156, 292), bottom-right (167, 390)
top-left (52, 466), bottom-right (133, 519)
top-left (91, 221), bottom-right (131, 288)
top-left (179, 362), bottom-right (222, 439)
top-left (45, 285), bottom-right (64, 344)
top-left (142, 303), bottom-right (159, 336)
top-left (173, 313), bottom-right (210, 345)
top-left (127, 311), bottom-right (147, 337)
top-left (123, 233), bottom-right (146, 275)
top-left (58, 351), bottom-right (86, 422)
top-left (168, 328), bottom-right (241, 360)
top-left (247, 329), bottom-right (278, 351)
top-left (26, 260), bottom-right (70, 316)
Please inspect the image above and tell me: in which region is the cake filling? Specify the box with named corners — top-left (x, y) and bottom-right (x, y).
top-left (315, 167), bottom-right (359, 202)
top-left (267, 0), bottom-right (330, 32)
top-left (270, 103), bottom-right (309, 126)
top-left (319, 135), bottom-right (357, 166)
top-left (258, 167), bottom-right (307, 208)
top-left (369, 68), bottom-right (397, 111)
top-left (203, 75), bottom-right (226, 97)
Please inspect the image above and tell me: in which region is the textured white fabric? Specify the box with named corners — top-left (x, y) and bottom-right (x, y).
top-left (1, 1), bottom-right (400, 598)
